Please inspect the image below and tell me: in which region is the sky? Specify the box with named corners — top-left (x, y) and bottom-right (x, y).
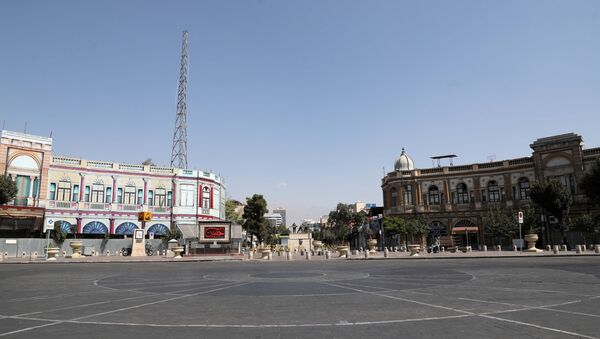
top-left (1, 0), bottom-right (599, 225)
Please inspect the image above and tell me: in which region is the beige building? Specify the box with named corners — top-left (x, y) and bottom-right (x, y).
top-left (381, 133), bottom-right (600, 248)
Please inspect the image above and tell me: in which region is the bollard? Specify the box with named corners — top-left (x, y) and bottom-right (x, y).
top-left (364, 250), bottom-right (369, 259)
top-left (441, 247), bottom-right (445, 252)
top-left (595, 245), bottom-right (600, 254)
top-left (287, 251), bottom-right (293, 261)
top-left (513, 245), bottom-right (517, 252)
top-left (496, 245), bottom-right (501, 252)
top-left (268, 252), bottom-right (273, 261)
top-left (106, 250), bottom-right (110, 256)
top-left (325, 251), bottom-right (330, 259)
top-left (306, 251), bottom-right (311, 260)
top-left (553, 245), bottom-right (559, 254)
top-left (22, 251), bottom-right (27, 258)
top-left (576, 245), bottom-right (582, 254)
top-left (546, 245), bottom-right (551, 252)
top-left (384, 248), bottom-right (389, 258)
top-left (561, 245), bottom-right (567, 251)
top-left (482, 245), bottom-right (487, 252)
top-left (247, 251), bottom-right (253, 260)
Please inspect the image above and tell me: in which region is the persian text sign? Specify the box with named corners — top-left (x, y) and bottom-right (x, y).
top-left (204, 227), bottom-right (226, 239)
top-left (199, 222), bottom-right (231, 243)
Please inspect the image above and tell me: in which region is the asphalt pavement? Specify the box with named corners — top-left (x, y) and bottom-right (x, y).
top-left (0, 256), bottom-right (599, 338)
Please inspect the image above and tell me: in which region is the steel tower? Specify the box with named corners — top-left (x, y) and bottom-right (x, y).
top-left (170, 30), bottom-right (189, 169)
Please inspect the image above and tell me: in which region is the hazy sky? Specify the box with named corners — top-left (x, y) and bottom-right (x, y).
top-left (1, 0), bottom-right (599, 225)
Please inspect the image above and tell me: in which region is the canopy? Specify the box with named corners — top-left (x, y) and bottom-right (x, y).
top-left (452, 226), bottom-right (479, 234)
top-left (177, 223), bottom-right (199, 239)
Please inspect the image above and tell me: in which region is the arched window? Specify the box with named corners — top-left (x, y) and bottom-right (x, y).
top-left (428, 185), bottom-right (440, 205)
top-left (403, 185), bottom-right (413, 205)
top-left (202, 186), bottom-right (211, 209)
top-left (488, 181), bottom-right (500, 202)
top-left (391, 187), bottom-right (398, 207)
top-left (456, 183), bottom-right (469, 204)
top-left (147, 223), bottom-right (169, 236)
top-left (82, 221), bottom-right (108, 234)
top-left (428, 221), bottom-right (448, 237)
top-left (519, 178), bottom-right (530, 200)
top-left (115, 222), bottom-right (138, 235)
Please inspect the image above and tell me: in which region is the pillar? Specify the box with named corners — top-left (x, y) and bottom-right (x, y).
top-left (79, 173), bottom-right (85, 202)
top-left (112, 176), bottom-right (117, 203)
top-left (143, 178), bottom-right (148, 205)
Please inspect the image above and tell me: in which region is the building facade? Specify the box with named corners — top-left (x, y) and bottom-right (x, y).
top-left (0, 130), bottom-right (226, 238)
top-left (381, 133), bottom-right (600, 248)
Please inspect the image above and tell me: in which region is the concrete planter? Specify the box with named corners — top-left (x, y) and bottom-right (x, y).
top-left (336, 246), bottom-right (349, 257)
top-left (172, 246), bottom-right (184, 258)
top-left (69, 240), bottom-right (83, 258)
top-left (408, 244), bottom-right (421, 256)
top-left (259, 248), bottom-right (271, 259)
top-left (313, 241), bottom-right (323, 252)
top-left (524, 233), bottom-right (542, 253)
top-left (367, 239), bottom-right (378, 254)
top-left (46, 247), bottom-right (60, 261)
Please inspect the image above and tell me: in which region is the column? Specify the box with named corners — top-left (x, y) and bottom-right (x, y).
top-left (143, 178), bottom-right (148, 205)
top-left (109, 218), bottom-right (115, 234)
top-left (198, 183), bottom-right (203, 208)
top-left (172, 179), bottom-right (177, 206)
top-left (210, 185), bottom-right (214, 209)
top-left (28, 176), bottom-right (35, 198)
top-left (79, 173), bottom-right (85, 202)
top-left (112, 176), bottom-right (117, 203)
top-left (76, 218), bottom-right (82, 234)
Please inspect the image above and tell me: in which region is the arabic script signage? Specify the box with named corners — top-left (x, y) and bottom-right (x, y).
top-left (204, 227), bottom-right (226, 239)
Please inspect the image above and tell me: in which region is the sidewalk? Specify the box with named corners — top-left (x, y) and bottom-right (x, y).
top-left (1, 249), bottom-right (598, 264)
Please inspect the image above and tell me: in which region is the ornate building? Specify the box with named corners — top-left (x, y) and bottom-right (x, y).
top-left (0, 130), bottom-right (226, 238)
top-left (381, 133), bottom-right (600, 248)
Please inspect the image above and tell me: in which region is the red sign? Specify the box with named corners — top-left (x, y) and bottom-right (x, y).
top-left (204, 227), bottom-right (226, 239)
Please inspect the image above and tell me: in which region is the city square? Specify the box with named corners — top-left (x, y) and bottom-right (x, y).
top-left (1, 257), bottom-right (599, 338)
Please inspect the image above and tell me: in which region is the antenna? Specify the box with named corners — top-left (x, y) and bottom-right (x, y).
top-left (487, 155), bottom-right (496, 162)
top-left (170, 30), bottom-right (189, 169)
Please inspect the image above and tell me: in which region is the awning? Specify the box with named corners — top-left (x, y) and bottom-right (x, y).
top-left (177, 223), bottom-right (199, 239)
top-left (452, 226), bottom-right (479, 234)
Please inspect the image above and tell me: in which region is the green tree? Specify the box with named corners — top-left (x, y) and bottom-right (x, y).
top-left (52, 220), bottom-right (67, 245)
top-left (242, 194), bottom-right (269, 246)
top-left (483, 207), bottom-right (518, 245)
top-left (580, 160), bottom-right (600, 205)
top-left (225, 199), bottom-right (243, 224)
top-left (570, 214), bottom-right (597, 245)
top-left (530, 179), bottom-right (572, 242)
top-left (0, 175), bottom-right (18, 205)
top-left (406, 216), bottom-right (428, 245)
top-left (382, 216), bottom-right (406, 247)
top-left (328, 203), bottom-right (367, 244)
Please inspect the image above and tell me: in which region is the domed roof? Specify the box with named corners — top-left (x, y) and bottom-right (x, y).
top-left (394, 148), bottom-right (415, 171)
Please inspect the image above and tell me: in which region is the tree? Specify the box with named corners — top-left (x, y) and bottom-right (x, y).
top-left (570, 214), bottom-right (597, 245)
top-left (530, 179), bottom-right (572, 244)
top-left (141, 158), bottom-right (156, 166)
top-left (483, 207), bottom-right (517, 245)
top-left (327, 203), bottom-right (367, 245)
top-left (52, 220), bottom-right (67, 245)
top-left (0, 175), bottom-right (18, 205)
top-left (406, 216), bottom-right (428, 245)
top-left (225, 199), bottom-right (243, 225)
top-left (580, 160), bottom-right (600, 206)
top-left (382, 216), bottom-right (406, 247)
top-left (242, 194), bottom-right (268, 246)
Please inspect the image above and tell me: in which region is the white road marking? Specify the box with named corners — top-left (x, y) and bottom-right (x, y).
top-left (479, 314), bottom-right (600, 339)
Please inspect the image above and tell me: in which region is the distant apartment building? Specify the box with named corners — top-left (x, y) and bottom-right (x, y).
top-left (272, 207), bottom-right (286, 226)
top-left (264, 213), bottom-right (283, 228)
top-left (0, 130), bottom-right (227, 238)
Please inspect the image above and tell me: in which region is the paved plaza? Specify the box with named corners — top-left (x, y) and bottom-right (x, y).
top-left (0, 257), bottom-right (599, 338)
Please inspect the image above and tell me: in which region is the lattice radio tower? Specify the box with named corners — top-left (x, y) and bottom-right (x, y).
top-left (170, 30), bottom-right (189, 169)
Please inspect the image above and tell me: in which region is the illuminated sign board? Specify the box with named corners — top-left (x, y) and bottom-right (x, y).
top-left (199, 222), bottom-right (231, 243)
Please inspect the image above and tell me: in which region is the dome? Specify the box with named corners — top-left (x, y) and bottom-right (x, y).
top-left (394, 148), bottom-right (415, 171)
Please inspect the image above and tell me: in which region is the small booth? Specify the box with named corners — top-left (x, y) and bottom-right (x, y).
top-left (178, 221), bottom-right (242, 255)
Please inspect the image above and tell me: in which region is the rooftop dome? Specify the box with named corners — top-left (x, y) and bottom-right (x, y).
top-left (394, 148), bottom-right (415, 171)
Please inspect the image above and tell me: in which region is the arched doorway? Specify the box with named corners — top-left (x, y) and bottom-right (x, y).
top-left (453, 219), bottom-right (478, 248)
